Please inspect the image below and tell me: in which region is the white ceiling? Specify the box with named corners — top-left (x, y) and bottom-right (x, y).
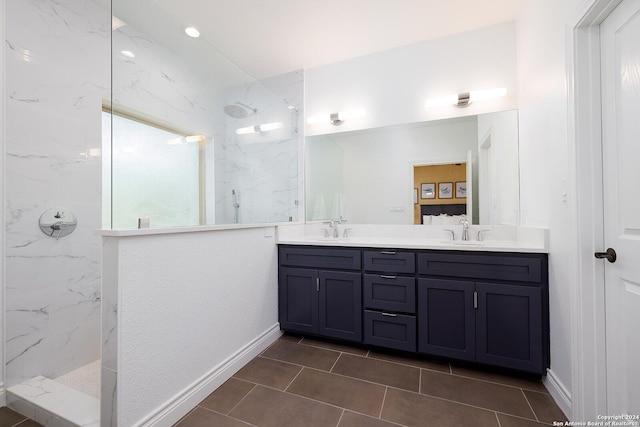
top-left (155, 0), bottom-right (524, 79)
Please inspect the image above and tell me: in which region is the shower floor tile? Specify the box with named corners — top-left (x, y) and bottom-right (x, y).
top-left (53, 359), bottom-right (101, 399)
top-left (7, 376), bottom-right (99, 426)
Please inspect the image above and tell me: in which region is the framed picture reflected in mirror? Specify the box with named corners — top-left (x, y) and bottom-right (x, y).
top-left (438, 182), bottom-right (453, 199)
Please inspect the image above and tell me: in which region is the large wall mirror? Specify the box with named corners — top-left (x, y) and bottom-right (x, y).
top-left (306, 110), bottom-right (519, 225)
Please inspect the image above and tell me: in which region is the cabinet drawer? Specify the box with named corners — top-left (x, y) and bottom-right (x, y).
top-left (363, 250), bottom-right (415, 274)
top-left (279, 246), bottom-right (361, 270)
top-left (364, 310), bottom-right (416, 352)
top-left (363, 274), bottom-right (416, 313)
top-left (417, 252), bottom-right (542, 283)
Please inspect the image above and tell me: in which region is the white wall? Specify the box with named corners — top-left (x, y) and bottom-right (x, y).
top-left (477, 110), bottom-right (520, 225)
top-left (4, 0), bottom-right (109, 387)
top-left (102, 228), bottom-right (280, 426)
top-left (516, 0), bottom-right (583, 416)
top-left (326, 118), bottom-right (477, 224)
top-left (305, 22), bottom-right (518, 136)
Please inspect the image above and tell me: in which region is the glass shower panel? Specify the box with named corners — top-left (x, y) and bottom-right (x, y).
top-left (109, 0), bottom-right (302, 228)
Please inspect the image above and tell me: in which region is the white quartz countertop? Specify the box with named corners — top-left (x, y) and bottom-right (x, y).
top-left (276, 224), bottom-right (549, 253)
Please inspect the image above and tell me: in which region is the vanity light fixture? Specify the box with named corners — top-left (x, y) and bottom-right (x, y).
top-left (425, 87), bottom-right (507, 108)
top-left (121, 50), bottom-right (135, 58)
top-left (235, 122), bottom-right (283, 135)
top-left (184, 27), bottom-right (201, 38)
top-left (306, 109), bottom-right (366, 126)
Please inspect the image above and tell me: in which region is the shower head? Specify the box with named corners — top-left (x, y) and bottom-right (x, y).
top-left (223, 102), bottom-right (257, 119)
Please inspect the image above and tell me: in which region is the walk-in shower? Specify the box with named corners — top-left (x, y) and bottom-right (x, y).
top-left (3, 0), bottom-right (107, 424)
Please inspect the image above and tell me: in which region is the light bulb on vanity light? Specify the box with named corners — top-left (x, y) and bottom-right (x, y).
top-left (236, 122), bottom-right (283, 135)
top-left (306, 109), bottom-right (366, 125)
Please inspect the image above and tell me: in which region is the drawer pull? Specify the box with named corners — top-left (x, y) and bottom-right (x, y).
top-left (381, 312), bottom-right (398, 317)
top-left (380, 251), bottom-right (397, 255)
top-left (380, 275), bottom-right (397, 279)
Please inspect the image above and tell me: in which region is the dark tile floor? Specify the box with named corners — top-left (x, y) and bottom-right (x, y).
top-left (0, 407), bottom-right (42, 427)
top-left (175, 334), bottom-right (567, 427)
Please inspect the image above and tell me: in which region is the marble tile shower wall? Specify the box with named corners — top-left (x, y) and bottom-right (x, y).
top-left (4, 0), bottom-right (110, 386)
top-left (214, 70), bottom-right (304, 224)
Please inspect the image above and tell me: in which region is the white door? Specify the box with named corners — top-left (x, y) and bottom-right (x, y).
top-left (600, 0), bottom-right (640, 415)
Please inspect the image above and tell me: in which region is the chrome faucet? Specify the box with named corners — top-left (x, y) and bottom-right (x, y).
top-left (325, 219), bottom-right (346, 238)
top-left (460, 219), bottom-right (470, 241)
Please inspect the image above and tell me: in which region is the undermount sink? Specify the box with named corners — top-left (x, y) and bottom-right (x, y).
top-left (441, 240), bottom-right (485, 246)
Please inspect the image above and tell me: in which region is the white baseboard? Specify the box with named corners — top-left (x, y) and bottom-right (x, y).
top-left (544, 368), bottom-right (572, 419)
top-left (135, 324), bottom-right (282, 427)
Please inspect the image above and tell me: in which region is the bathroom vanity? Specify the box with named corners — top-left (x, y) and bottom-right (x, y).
top-left (277, 224), bottom-right (550, 375)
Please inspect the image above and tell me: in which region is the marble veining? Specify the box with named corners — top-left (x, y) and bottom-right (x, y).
top-left (214, 70), bottom-right (303, 224)
top-left (4, 0), bottom-right (108, 394)
top-left (8, 376), bottom-right (100, 427)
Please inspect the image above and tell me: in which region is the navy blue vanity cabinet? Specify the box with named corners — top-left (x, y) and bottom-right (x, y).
top-left (417, 251), bottom-right (549, 375)
top-left (417, 278), bottom-right (476, 361)
top-left (278, 246), bottom-right (362, 342)
top-left (475, 282), bottom-right (543, 372)
top-left (363, 250), bottom-right (417, 352)
top-left (278, 267), bottom-right (319, 335)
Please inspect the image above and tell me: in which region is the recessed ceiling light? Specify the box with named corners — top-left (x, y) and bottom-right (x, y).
top-left (184, 27), bottom-right (200, 38)
top-left (121, 50), bottom-right (135, 58)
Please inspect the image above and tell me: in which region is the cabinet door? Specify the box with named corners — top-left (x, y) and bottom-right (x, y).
top-left (319, 271), bottom-right (362, 342)
top-left (279, 267), bottom-right (319, 334)
top-left (475, 282), bottom-right (543, 374)
top-left (418, 278), bottom-right (475, 361)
